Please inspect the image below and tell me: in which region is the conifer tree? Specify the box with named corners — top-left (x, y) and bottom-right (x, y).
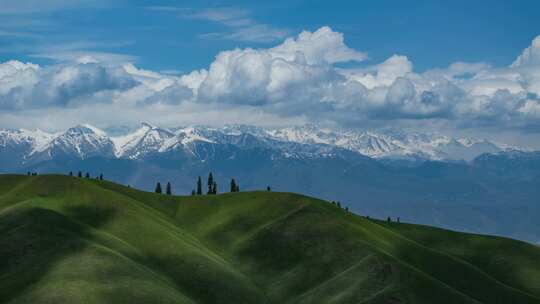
top-left (207, 172), bottom-right (214, 194)
top-left (397, 217), bottom-right (400, 223)
top-left (230, 178), bottom-right (237, 192)
top-left (166, 182), bottom-right (172, 195)
top-left (196, 176), bottom-right (202, 195)
top-left (267, 186), bottom-right (271, 191)
top-left (155, 182), bottom-right (162, 194)
top-left (211, 182), bottom-right (216, 194)
top-left (69, 171), bottom-right (73, 176)
top-left (78, 171), bottom-right (82, 178)
top-left (27, 172), bottom-right (31, 176)
top-left (387, 217), bottom-right (391, 222)
top-left (337, 201), bottom-right (341, 208)
top-left (99, 174), bottom-right (103, 181)
top-left (85, 172), bottom-right (90, 178)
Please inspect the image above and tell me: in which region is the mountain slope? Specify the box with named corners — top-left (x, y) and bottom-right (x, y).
top-left (1, 174), bottom-right (539, 304)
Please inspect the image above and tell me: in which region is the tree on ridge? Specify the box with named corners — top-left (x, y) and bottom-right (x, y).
top-left (196, 176), bottom-right (202, 195)
top-left (231, 178), bottom-right (237, 192)
top-left (207, 172), bottom-right (214, 194)
top-left (166, 182), bottom-right (172, 195)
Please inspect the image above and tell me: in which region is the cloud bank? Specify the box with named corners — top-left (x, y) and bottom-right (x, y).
top-left (1, 26), bottom-right (540, 136)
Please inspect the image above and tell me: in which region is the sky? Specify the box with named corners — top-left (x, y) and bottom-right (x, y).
top-left (1, 0), bottom-right (540, 147)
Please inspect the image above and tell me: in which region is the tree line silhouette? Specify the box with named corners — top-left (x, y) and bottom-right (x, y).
top-left (68, 171), bottom-right (104, 180)
top-left (35, 170), bottom-right (400, 223)
top-left (153, 172), bottom-right (273, 196)
top-left (190, 172), bottom-right (232, 195)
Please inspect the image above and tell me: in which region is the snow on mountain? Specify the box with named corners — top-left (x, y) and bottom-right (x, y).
top-left (172, 127), bottom-right (215, 147)
top-left (33, 124), bottom-right (116, 160)
top-left (0, 128), bottom-right (57, 155)
top-left (262, 125), bottom-right (516, 161)
top-left (0, 123), bottom-right (528, 163)
top-left (111, 123), bottom-right (175, 158)
top-left (111, 123), bottom-right (222, 158)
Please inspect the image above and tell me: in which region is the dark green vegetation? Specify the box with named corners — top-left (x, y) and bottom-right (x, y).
top-left (1, 174), bottom-right (539, 304)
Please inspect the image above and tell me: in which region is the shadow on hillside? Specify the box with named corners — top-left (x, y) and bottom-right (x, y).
top-left (0, 205), bottom-right (117, 302)
top-left (381, 223), bottom-right (540, 304)
top-left (381, 221), bottom-right (540, 301)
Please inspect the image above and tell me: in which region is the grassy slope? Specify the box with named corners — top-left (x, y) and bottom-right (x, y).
top-left (0, 174), bottom-right (539, 304)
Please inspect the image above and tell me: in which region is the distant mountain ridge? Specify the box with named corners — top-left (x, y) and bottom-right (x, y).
top-left (0, 123), bottom-right (527, 165)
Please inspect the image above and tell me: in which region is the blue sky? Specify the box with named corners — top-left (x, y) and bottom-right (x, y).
top-left (1, 0), bottom-right (540, 147)
top-left (2, 0), bottom-right (539, 72)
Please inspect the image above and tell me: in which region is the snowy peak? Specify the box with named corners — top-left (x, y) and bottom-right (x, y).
top-left (0, 128), bottom-right (56, 153)
top-left (0, 123), bottom-right (530, 163)
top-left (112, 123), bottom-right (175, 158)
top-left (67, 124), bottom-right (108, 137)
top-left (38, 124), bottom-right (115, 160)
top-left (174, 127), bottom-right (213, 144)
top-left (264, 126), bottom-right (414, 159)
top-left (226, 124), bottom-right (519, 161)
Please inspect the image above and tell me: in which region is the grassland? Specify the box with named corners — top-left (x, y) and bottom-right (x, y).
top-left (0, 174), bottom-right (539, 303)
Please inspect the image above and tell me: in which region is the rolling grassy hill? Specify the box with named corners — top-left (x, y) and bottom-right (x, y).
top-left (0, 174), bottom-right (539, 304)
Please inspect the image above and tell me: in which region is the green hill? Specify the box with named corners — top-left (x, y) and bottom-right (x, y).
top-left (1, 174), bottom-right (539, 304)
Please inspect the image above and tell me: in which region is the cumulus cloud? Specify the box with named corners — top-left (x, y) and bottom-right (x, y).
top-left (512, 36), bottom-right (540, 67)
top-left (191, 26), bottom-right (366, 109)
top-left (0, 61), bottom-right (140, 109)
top-left (270, 26), bottom-right (367, 64)
top-left (1, 27), bottom-right (540, 135)
top-left (345, 55), bottom-right (412, 89)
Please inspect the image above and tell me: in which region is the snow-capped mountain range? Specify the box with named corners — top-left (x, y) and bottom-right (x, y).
top-left (0, 123), bottom-right (526, 164)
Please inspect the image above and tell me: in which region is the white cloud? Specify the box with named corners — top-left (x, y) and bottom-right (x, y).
top-left (0, 61), bottom-right (40, 95)
top-left (187, 29), bottom-right (540, 129)
top-left (345, 55), bottom-right (412, 89)
top-left (512, 36), bottom-right (540, 67)
top-left (271, 27), bottom-right (367, 64)
top-left (1, 27), bottom-right (540, 135)
top-left (0, 61), bottom-right (140, 109)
